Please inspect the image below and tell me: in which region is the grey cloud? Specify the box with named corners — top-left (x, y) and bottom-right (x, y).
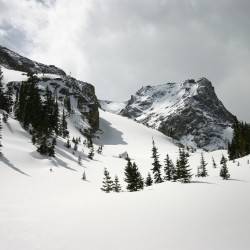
top-left (0, 0), bottom-right (250, 121)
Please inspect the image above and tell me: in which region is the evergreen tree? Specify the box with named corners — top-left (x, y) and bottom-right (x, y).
top-left (5, 86), bottom-right (14, 114)
top-left (78, 155), bottom-right (82, 166)
top-left (197, 153), bottom-right (208, 177)
top-left (88, 145), bottom-right (94, 160)
top-left (65, 139), bottom-right (71, 148)
top-left (145, 172), bottom-right (153, 186)
top-left (82, 171), bottom-right (86, 181)
top-left (61, 109), bottom-right (69, 138)
top-left (151, 139), bottom-right (163, 183)
top-left (164, 154), bottom-right (175, 181)
top-left (101, 168), bottom-right (113, 193)
top-left (2, 112), bottom-right (8, 123)
top-left (48, 142), bottom-right (55, 157)
top-left (113, 175), bottom-right (122, 192)
top-left (175, 148), bottom-right (192, 183)
top-left (0, 67), bottom-right (8, 112)
top-left (0, 115), bottom-right (2, 155)
top-left (87, 135), bottom-right (93, 148)
top-left (212, 157), bottom-right (217, 168)
top-left (124, 158), bottom-right (144, 192)
top-left (64, 96), bottom-right (71, 113)
top-left (228, 119), bottom-right (250, 160)
top-left (73, 141), bottom-right (78, 151)
top-left (220, 155), bottom-right (230, 180)
top-left (97, 145), bottom-right (103, 154)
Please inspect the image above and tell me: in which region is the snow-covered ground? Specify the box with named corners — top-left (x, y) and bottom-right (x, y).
top-left (1, 110), bottom-right (250, 250)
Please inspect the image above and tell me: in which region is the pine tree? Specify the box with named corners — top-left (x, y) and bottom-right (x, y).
top-left (73, 141), bottom-right (78, 151)
top-left (145, 172), bottom-right (153, 186)
top-left (48, 142), bottom-right (55, 157)
top-left (82, 171), bottom-right (86, 181)
top-left (176, 148), bottom-right (192, 183)
top-left (97, 145), bottom-right (103, 154)
top-left (212, 157), bottom-right (217, 168)
top-left (197, 153), bottom-right (208, 177)
top-left (220, 155), bottom-right (230, 180)
top-left (228, 119), bottom-right (250, 160)
top-left (164, 154), bottom-right (175, 181)
top-left (124, 158), bottom-right (144, 192)
top-left (101, 168), bottom-right (113, 193)
top-left (113, 175), bottom-right (122, 192)
top-left (88, 145), bottom-right (94, 160)
top-left (78, 155), bottom-right (82, 166)
top-left (151, 139), bottom-right (163, 183)
top-left (5, 86), bottom-right (14, 114)
top-left (61, 109), bottom-right (69, 138)
top-left (0, 67), bottom-right (8, 112)
top-left (87, 135), bottom-right (93, 148)
top-left (124, 157), bottom-right (134, 191)
top-left (65, 139), bottom-right (71, 148)
top-left (0, 115), bottom-right (2, 155)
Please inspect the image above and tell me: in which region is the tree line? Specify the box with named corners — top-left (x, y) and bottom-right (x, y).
top-left (228, 120), bottom-right (250, 160)
top-left (101, 140), bottom-right (232, 193)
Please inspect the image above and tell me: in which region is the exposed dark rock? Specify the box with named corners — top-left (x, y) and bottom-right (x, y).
top-left (0, 45), bottom-right (99, 133)
top-left (0, 45), bottom-right (66, 76)
top-left (119, 78), bottom-right (236, 150)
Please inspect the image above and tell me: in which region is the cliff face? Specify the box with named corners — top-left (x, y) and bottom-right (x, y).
top-left (0, 45), bottom-right (99, 133)
top-left (0, 45), bottom-right (66, 76)
top-left (119, 78), bottom-right (236, 150)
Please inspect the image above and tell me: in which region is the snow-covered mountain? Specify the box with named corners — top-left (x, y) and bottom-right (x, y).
top-left (0, 45), bottom-right (66, 75)
top-left (102, 78), bottom-right (236, 151)
top-left (2, 45), bottom-right (250, 250)
top-left (0, 46), bottom-right (99, 133)
top-left (99, 100), bottom-right (126, 114)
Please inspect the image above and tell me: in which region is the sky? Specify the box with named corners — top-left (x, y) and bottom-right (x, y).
top-left (0, 0), bottom-right (250, 121)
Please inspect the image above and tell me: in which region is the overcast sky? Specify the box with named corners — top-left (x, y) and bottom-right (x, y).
top-left (0, 0), bottom-right (250, 121)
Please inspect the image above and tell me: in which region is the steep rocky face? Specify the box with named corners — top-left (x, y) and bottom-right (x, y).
top-left (0, 45), bottom-right (99, 133)
top-left (119, 78), bottom-right (236, 150)
top-left (38, 75), bottom-right (99, 133)
top-left (0, 45), bottom-right (66, 76)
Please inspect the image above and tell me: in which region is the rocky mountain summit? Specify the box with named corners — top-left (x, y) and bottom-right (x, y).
top-left (102, 78), bottom-right (236, 150)
top-left (0, 45), bottom-right (66, 76)
top-left (0, 45), bottom-right (99, 133)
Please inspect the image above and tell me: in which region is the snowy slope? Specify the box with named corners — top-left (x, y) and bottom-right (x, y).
top-left (99, 99), bottom-right (127, 114)
top-left (1, 110), bottom-right (250, 250)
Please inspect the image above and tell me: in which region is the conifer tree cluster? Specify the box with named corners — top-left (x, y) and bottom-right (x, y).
top-left (149, 140), bottom-right (193, 185)
top-left (0, 67), bottom-right (13, 121)
top-left (101, 168), bottom-right (122, 193)
top-left (228, 120), bottom-right (250, 160)
top-left (0, 114), bottom-right (2, 155)
top-left (14, 76), bottom-right (69, 157)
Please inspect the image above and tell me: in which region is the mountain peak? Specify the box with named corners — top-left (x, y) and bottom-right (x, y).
top-left (0, 45), bottom-right (66, 76)
top-left (118, 78), bottom-right (236, 150)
